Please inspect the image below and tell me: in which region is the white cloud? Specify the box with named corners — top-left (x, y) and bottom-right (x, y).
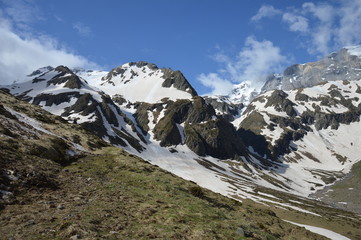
top-left (335, 0), bottom-right (361, 47)
top-left (253, 0), bottom-right (361, 56)
top-left (0, 19), bottom-right (98, 85)
top-left (198, 73), bottom-right (234, 95)
top-left (282, 13), bottom-right (309, 32)
top-left (73, 22), bottom-right (92, 37)
top-left (251, 5), bottom-right (281, 22)
top-left (0, 0), bottom-right (42, 32)
top-left (302, 2), bottom-right (334, 23)
top-left (302, 2), bottom-right (335, 55)
top-left (236, 36), bottom-right (288, 83)
top-left (198, 36), bottom-right (288, 95)
top-left (0, 0), bottom-right (98, 85)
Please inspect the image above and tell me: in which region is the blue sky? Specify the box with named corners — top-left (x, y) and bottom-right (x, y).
top-left (1, 0), bottom-right (361, 95)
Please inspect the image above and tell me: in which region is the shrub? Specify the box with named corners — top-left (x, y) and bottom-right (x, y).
top-left (189, 185), bottom-right (204, 198)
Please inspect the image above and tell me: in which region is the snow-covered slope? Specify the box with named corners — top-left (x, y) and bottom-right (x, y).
top-left (84, 62), bottom-right (197, 103)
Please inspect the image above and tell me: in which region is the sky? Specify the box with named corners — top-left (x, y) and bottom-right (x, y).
top-left (1, 0), bottom-right (361, 95)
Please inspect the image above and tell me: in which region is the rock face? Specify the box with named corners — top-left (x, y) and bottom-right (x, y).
top-left (204, 96), bottom-right (244, 122)
top-left (134, 96), bottom-right (248, 159)
top-left (262, 47), bottom-right (361, 92)
top-left (161, 68), bottom-right (198, 96)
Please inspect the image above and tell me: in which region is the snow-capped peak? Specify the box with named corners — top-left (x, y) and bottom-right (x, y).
top-left (228, 80), bottom-right (261, 105)
top-left (85, 61), bottom-right (196, 103)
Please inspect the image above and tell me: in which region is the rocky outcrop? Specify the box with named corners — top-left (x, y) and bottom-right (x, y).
top-left (264, 90), bottom-right (297, 117)
top-left (185, 118), bottom-right (247, 159)
top-left (133, 96), bottom-right (248, 159)
top-left (161, 68), bottom-right (197, 96)
top-left (45, 66), bottom-right (84, 89)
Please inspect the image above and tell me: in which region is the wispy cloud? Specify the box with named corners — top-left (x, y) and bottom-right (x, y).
top-left (198, 36), bottom-right (288, 95)
top-left (282, 13), bottom-right (309, 33)
top-left (73, 22), bottom-right (92, 37)
top-left (55, 15), bottom-right (64, 22)
top-left (252, 0), bottom-right (361, 56)
top-left (198, 73), bottom-right (234, 95)
top-left (334, 0), bottom-right (361, 48)
top-left (251, 5), bottom-right (281, 22)
top-left (0, 0), bottom-right (98, 84)
top-left (0, 0), bottom-right (42, 32)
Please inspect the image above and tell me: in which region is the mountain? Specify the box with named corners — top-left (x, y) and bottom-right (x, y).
top-left (2, 56), bottom-right (361, 197)
top-left (262, 46), bottom-right (361, 92)
top-left (203, 80), bottom-right (265, 128)
top-left (2, 47), bottom-right (361, 239)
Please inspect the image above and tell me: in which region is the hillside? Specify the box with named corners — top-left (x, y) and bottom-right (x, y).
top-left (0, 90), bottom-right (344, 240)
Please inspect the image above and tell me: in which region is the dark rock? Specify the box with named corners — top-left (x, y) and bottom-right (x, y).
top-left (161, 68), bottom-right (198, 96)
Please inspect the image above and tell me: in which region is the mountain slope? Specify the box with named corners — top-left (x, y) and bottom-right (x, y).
top-left (3, 66), bottom-right (146, 152)
top-left (1, 90), bottom-right (348, 240)
top-left (2, 55), bottom-right (361, 238)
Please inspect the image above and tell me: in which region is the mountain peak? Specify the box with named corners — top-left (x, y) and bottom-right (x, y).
top-left (96, 62), bottom-right (196, 103)
top-left (128, 61), bottom-right (159, 70)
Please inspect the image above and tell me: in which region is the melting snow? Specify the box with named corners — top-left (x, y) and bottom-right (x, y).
top-left (284, 220), bottom-right (351, 240)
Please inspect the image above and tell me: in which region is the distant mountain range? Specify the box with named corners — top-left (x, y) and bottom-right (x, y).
top-left (2, 46), bottom-right (361, 219)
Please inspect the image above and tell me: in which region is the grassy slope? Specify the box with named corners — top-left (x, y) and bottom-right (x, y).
top-left (0, 147), bottom-right (329, 240)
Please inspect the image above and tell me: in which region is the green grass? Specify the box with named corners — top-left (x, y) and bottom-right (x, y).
top-left (0, 147), bottom-right (333, 239)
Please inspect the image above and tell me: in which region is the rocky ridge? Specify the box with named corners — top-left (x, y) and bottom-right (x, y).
top-left (262, 46), bottom-right (361, 92)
